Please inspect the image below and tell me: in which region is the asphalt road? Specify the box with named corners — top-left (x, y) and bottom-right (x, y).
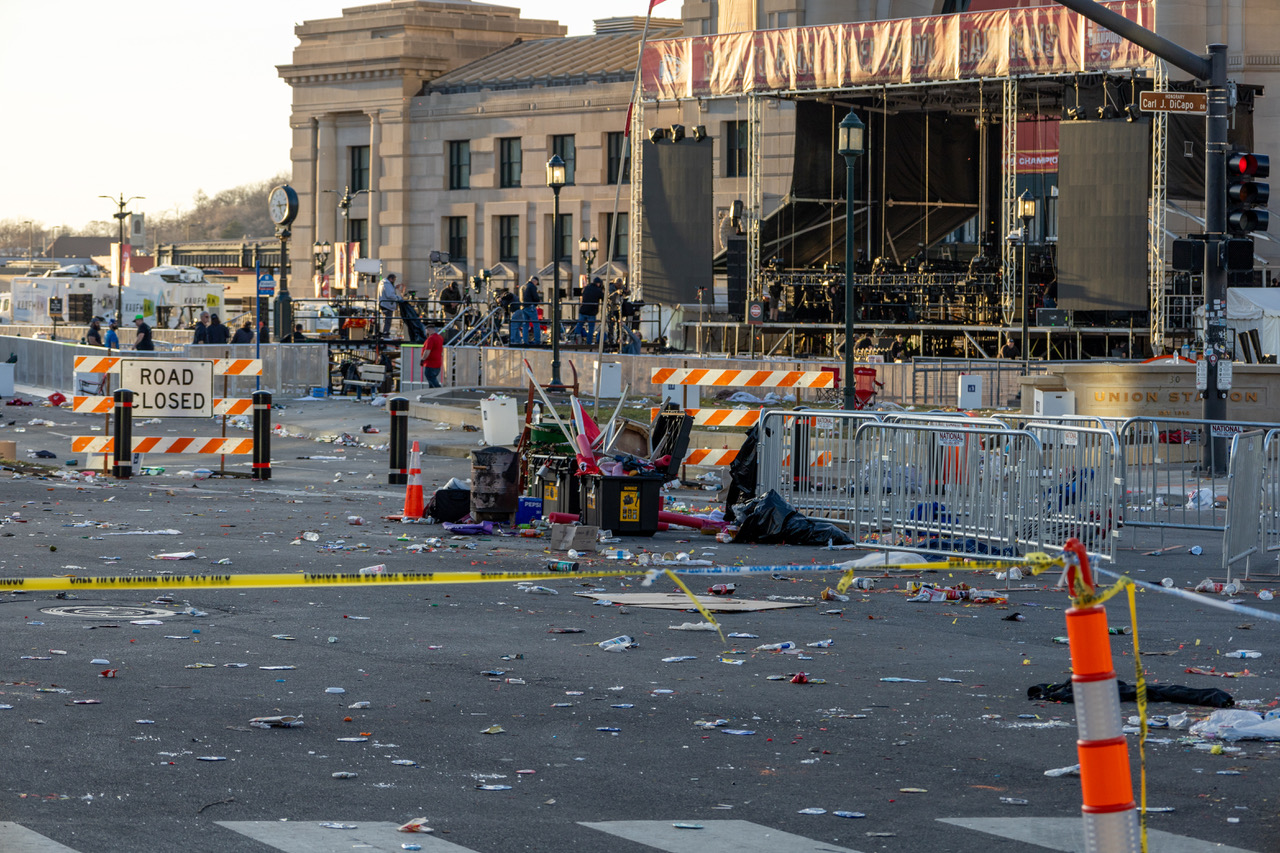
top-left (0, 406), bottom-right (1276, 853)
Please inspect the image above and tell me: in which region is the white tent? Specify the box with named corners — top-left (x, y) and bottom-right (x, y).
top-left (1225, 288), bottom-right (1280, 359)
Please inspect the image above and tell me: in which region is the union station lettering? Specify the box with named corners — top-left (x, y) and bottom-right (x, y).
top-left (1094, 391), bottom-right (1259, 403)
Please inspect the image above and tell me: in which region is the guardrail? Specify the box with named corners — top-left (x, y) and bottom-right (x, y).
top-left (1223, 429), bottom-right (1266, 579)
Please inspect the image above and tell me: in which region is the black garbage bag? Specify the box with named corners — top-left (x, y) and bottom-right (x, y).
top-left (724, 425), bottom-right (759, 524)
top-left (731, 489), bottom-right (855, 546)
top-left (1028, 679), bottom-right (1234, 708)
top-left (427, 488), bottom-right (471, 523)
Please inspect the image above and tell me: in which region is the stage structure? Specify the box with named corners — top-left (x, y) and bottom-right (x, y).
top-left (629, 0), bottom-right (1260, 356)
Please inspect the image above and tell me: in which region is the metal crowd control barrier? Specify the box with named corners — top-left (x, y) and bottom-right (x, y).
top-left (1117, 416), bottom-right (1279, 546)
top-left (1262, 429), bottom-right (1280, 562)
top-left (1223, 430), bottom-right (1266, 580)
top-left (1020, 422), bottom-right (1121, 565)
top-left (756, 409), bottom-right (881, 525)
top-left (852, 422), bottom-right (1044, 561)
top-left (756, 413), bottom-right (1121, 563)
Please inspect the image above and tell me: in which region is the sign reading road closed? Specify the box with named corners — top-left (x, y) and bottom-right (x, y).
top-left (119, 359), bottom-right (213, 418)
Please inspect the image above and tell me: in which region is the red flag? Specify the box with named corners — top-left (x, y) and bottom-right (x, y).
top-left (649, 0), bottom-right (668, 8)
top-left (623, 101), bottom-right (633, 137)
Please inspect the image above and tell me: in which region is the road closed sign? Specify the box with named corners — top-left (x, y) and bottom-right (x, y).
top-left (119, 359), bottom-right (213, 418)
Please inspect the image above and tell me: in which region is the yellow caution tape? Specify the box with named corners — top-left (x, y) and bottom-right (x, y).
top-left (0, 569), bottom-right (638, 592)
top-left (657, 568), bottom-right (725, 643)
top-left (835, 553), bottom-right (1065, 594)
top-left (1126, 583), bottom-right (1150, 853)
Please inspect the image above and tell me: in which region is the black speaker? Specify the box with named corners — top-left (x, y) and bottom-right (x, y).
top-left (726, 235), bottom-right (747, 318)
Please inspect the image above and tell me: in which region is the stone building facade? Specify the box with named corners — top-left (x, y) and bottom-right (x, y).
top-left (279, 0), bottom-right (1280, 298)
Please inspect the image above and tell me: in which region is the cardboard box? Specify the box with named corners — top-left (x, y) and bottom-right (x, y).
top-left (550, 523), bottom-right (598, 552)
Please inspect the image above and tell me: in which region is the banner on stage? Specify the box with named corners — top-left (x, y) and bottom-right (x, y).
top-left (641, 0), bottom-right (1153, 100)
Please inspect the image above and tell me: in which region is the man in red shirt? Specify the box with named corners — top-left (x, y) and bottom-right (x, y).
top-left (420, 324), bottom-right (445, 388)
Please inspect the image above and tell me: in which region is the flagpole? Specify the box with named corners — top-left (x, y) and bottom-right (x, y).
top-left (596, 0), bottom-right (664, 418)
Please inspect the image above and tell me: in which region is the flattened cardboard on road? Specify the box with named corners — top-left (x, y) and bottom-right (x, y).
top-left (574, 592), bottom-right (808, 611)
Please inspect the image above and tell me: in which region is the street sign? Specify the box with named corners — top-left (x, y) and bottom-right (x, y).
top-left (1139, 91), bottom-right (1207, 115)
top-left (747, 301), bottom-right (764, 325)
top-left (257, 273), bottom-right (276, 297)
top-left (119, 358), bottom-right (213, 418)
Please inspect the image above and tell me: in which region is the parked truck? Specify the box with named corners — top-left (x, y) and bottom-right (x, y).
top-left (1, 264), bottom-right (223, 330)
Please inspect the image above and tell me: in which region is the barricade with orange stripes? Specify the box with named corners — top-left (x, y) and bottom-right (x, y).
top-left (74, 396), bottom-right (254, 416)
top-left (75, 356), bottom-right (263, 377)
top-left (650, 367), bottom-right (833, 389)
top-left (650, 407), bottom-right (761, 427)
top-left (68, 359), bottom-right (272, 479)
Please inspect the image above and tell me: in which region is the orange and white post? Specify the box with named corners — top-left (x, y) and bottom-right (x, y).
top-left (1061, 538), bottom-right (1140, 853)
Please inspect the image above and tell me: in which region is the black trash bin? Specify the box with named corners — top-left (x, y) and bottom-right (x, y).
top-left (580, 474), bottom-right (663, 536)
top-left (529, 453), bottom-right (580, 517)
top-left (471, 446), bottom-right (520, 522)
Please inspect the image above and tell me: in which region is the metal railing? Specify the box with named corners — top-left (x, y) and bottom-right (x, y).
top-left (756, 409), bottom-right (883, 524)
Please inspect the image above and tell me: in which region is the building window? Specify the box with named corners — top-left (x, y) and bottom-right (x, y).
top-left (725, 121), bottom-right (749, 178)
top-left (448, 141), bottom-right (471, 190)
top-left (349, 218), bottom-right (369, 260)
top-left (604, 213), bottom-right (628, 261)
top-left (499, 138), bottom-right (522, 188)
top-left (551, 135), bottom-right (576, 184)
top-left (498, 215), bottom-right (520, 263)
top-left (446, 217), bottom-right (468, 263)
top-left (553, 214), bottom-right (573, 262)
top-left (350, 145), bottom-right (370, 192)
top-left (607, 132), bottom-right (630, 185)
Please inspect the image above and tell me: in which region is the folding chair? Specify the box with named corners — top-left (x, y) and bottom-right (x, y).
top-left (852, 366), bottom-right (883, 410)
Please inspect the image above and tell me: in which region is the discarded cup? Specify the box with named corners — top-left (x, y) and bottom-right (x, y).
top-left (359, 564), bottom-right (386, 575)
top-left (1161, 578), bottom-right (1175, 588)
top-left (546, 560), bottom-right (579, 572)
top-left (348, 516), bottom-right (365, 526)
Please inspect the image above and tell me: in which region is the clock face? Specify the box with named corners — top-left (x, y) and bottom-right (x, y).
top-left (268, 185), bottom-right (297, 225)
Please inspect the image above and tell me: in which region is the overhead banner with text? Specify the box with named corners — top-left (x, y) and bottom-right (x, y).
top-left (641, 0), bottom-right (1153, 100)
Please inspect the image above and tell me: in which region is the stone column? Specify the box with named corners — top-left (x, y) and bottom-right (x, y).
top-left (368, 109), bottom-right (382, 256)
top-left (315, 115), bottom-right (338, 244)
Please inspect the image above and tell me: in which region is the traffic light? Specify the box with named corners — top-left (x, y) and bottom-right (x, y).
top-left (1227, 152), bottom-right (1269, 233)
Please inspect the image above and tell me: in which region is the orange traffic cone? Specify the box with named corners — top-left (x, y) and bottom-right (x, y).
top-left (402, 441), bottom-right (425, 519)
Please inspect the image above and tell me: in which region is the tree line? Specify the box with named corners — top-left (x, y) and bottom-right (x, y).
top-left (0, 172), bottom-right (289, 257)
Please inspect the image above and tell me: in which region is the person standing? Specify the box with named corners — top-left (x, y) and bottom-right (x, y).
top-left (1000, 335), bottom-right (1019, 360)
top-left (85, 317), bottom-right (104, 347)
top-left (439, 281), bottom-right (462, 322)
top-left (104, 319), bottom-right (120, 351)
top-left (521, 277), bottom-right (542, 345)
top-left (281, 323), bottom-right (308, 343)
top-left (572, 277), bottom-right (604, 344)
top-left (232, 321), bottom-right (254, 344)
top-left (379, 272), bottom-right (403, 338)
top-left (889, 333), bottom-right (907, 362)
top-left (133, 314), bottom-right (155, 351)
top-left (420, 323), bottom-right (445, 388)
top-left (193, 311), bottom-right (210, 344)
top-left (206, 313), bottom-right (230, 344)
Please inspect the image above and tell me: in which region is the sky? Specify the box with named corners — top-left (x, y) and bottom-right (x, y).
top-left (0, 0), bottom-right (680, 233)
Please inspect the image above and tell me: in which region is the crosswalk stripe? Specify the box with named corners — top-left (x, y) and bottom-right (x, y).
top-left (938, 817), bottom-right (1261, 853)
top-left (216, 821), bottom-right (477, 852)
top-left (580, 820), bottom-right (866, 853)
top-left (0, 822), bottom-right (82, 852)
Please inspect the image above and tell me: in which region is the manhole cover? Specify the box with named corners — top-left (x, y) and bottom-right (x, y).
top-left (40, 605), bottom-right (176, 620)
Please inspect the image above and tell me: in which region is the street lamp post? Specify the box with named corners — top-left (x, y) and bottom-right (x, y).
top-left (99, 193), bottom-right (144, 324)
top-left (1018, 189), bottom-right (1037, 375)
top-left (23, 220), bottom-right (33, 274)
top-left (326, 186), bottom-right (370, 310)
top-left (578, 235), bottom-right (598, 281)
top-left (314, 241), bottom-right (332, 298)
top-left (837, 109), bottom-right (866, 411)
top-left (546, 155), bottom-right (567, 388)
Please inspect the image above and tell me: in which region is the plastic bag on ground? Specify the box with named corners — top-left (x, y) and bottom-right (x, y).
top-left (723, 425), bottom-right (759, 524)
top-left (731, 489), bottom-right (854, 547)
top-left (1189, 709), bottom-right (1280, 741)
